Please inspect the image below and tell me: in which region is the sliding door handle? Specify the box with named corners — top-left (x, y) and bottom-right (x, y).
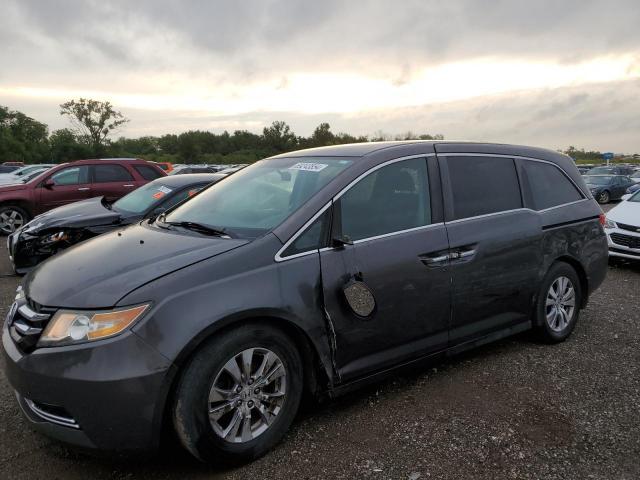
top-left (419, 253), bottom-right (449, 266)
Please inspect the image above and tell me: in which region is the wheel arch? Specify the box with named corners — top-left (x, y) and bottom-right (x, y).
top-left (0, 199), bottom-right (34, 218)
top-left (158, 312), bottom-right (333, 441)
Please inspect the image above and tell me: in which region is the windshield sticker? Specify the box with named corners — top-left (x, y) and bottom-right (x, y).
top-left (289, 162), bottom-right (328, 173)
top-left (152, 191), bottom-right (166, 200)
top-left (157, 186), bottom-right (172, 194)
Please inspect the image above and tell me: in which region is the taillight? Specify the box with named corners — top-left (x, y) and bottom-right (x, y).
top-left (599, 213), bottom-right (606, 226)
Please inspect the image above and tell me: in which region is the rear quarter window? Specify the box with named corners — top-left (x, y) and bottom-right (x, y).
top-left (520, 161), bottom-right (583, 210)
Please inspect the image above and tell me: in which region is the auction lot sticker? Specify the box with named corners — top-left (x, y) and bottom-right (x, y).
top-left (289, 162), bottom-right (328, 172)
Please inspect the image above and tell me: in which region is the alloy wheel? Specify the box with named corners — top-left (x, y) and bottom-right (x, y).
top-left (598, 191), bottom-right (610, 204)
top-left (208, 347), bottom-right (287, 443)
top-left (545, 276), bottom-right (576, 332)
top-left (0, 209), bottom-right (25, 234)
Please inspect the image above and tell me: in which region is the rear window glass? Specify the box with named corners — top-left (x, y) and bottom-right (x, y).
top-left (93, 164), bottom-right (134, 182)
top-left (446, 156), bottom-right (522, 220)
top-left (135, 165), bottom-right (164, 180)
top-left (521, 161), bottom-right (583, 210)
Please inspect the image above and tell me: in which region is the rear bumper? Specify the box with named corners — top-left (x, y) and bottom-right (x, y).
top-left (2, 320), bottom-right (176, 451)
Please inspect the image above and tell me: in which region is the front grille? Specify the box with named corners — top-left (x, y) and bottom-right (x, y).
top-left (7, 299), bottom-right (55, 353)
top-left (610, 233), bottom-right (640, 249)
top-left (617, 222), bottom-right (640, 234)
top-left (610, 247), bottom-right (640, 257)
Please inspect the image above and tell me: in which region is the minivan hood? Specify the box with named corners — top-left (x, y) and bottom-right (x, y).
top-left (22, 196), bottom-right (121, 233)
top-left (25, 222), bottom-right (249, 308)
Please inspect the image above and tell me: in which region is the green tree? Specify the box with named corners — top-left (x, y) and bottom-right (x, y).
top-left (0, 106), bottom-right (49, 163)
top-left (49, 128), bottom-right (91, 162)
top-left (262, 121), bottom-right (297, 154)
top-left (59, 98), bottom-right (128, 155)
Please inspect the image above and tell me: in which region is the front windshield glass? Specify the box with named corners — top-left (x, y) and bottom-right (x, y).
top-left (163, 157), bottom-right (353, 239)
top-left (583, 175), bottom-right (612, 185)
top-left (631, 171), bottom-right (640, 178)
top-left (629, 191), bottom-right (640, 203)
top-left (20, 169), bottom-right (47, 183)
top-left (114, 182), bottom-right (175, 214)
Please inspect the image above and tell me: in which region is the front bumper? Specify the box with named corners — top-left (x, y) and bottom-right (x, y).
top-left (2, 315), bottom-right (176, 451)
top-left (605, 226), bottom-right (640, 260)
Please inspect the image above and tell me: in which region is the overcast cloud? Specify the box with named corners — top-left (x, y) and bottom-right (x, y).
top-left (1, 0), bottom-right (640, 151)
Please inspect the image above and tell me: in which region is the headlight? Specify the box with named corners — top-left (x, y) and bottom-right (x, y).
top-left (38, 304), bottom-right (150, 347)
top-left (603, 217), bottom-right (617, 229)
top-left (40, 231), bottom-right (69, 245)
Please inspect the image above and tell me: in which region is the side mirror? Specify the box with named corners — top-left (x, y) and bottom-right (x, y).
top-left (43, 179), bottom-right (55, 189)
top-left (621, 194), bottom-right (631, 201)
top-left (331, 235), bottom-right (353, 248)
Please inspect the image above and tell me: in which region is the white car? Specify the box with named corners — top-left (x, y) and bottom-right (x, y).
top-left (604, 190), bottom-right (640, 261)
top-left (0, 164), bottom-right (55, 184)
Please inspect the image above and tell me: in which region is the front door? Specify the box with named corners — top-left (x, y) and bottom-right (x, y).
top-left (37, 165), bottom-right (92, 213)
top-left (320, 157), bottom-right (451, 381)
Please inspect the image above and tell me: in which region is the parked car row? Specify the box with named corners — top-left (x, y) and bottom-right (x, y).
top-left (0, 158), bottom-right (166, 234)
top-left (583, 174), bottom-right (637, 204)
top-left (8, 173), bottom-right (227, 273)
top-left (1, 142), bottom-right (609, 465)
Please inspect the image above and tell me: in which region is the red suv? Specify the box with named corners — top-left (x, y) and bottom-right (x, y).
top-left (0, 158), bottom-right (166, 234)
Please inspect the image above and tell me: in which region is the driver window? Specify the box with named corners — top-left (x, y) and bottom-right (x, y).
top-left (338, 158), bottom-right (431, 242)
top-left (50, 166), bottom-right (90, 186)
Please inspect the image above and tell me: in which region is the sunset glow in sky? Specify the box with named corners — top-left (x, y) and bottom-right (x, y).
top-left (2, 0), bottom-right (640, 150)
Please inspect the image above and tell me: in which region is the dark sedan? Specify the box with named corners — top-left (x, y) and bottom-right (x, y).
top-left (583, 174), bottom-right (636, 204)
top-left (7, 173), bottom-right (225, 273)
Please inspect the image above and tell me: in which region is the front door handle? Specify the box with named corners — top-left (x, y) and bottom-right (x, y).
top-left (123, 184), bottom-right (135, 187)
top-left (77, 187), bottom-right (90, 191)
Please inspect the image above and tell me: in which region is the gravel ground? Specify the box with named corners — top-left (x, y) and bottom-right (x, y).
top-left (1, 204), bottom-right (639, 480)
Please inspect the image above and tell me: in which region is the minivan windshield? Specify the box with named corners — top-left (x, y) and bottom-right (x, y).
top-left (162, 157), bottom-right (353, 239)
top-left (583, 175), bottom-right (613, 185)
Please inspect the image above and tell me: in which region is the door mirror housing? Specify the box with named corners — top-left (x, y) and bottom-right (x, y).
top-left (43, 179), bottom-right (55, 189)
top-left (621, 194), bottom-right (631, 201)
top-left (331, 235), bottom-right (353, 248)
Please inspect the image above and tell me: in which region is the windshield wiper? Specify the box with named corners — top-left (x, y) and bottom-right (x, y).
top-left (165, 221), bottom-right (229, 237)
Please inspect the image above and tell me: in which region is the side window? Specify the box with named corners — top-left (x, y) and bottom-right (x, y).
top-left (521, 161), bottom-right (583, 210)
top-left (93, 164), bottom-right (134, 183)
top-left (282, 209), bottom-right (331, 257)
top-left (446, 156), bottom-right (521, 220)
top-left (135, 165), bottom-right (163, 180)
top-left (339, 158), bottom-right (430, 242)
top-left (50, 166), bottom-right (90, 186)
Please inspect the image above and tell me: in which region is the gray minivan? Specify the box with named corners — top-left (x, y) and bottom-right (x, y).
top-left (3, 141), bottom-right (608, 464)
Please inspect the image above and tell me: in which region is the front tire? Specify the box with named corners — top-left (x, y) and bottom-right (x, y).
top-left (534, 263), bottom-right (582, 343)
top-left (0, 205), bottom-right (29, 235)
top-left (172, 324), bottom-right (303, 465)
top-left (597, 190), bottom-right (610, 204)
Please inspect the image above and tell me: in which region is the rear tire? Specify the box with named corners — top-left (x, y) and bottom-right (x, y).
top-left (172, 324), bottom-right (303, 465)
top-left (534, 263), bottom-right (582, 343)
top-left (0, 205), bottom-right (29, 235)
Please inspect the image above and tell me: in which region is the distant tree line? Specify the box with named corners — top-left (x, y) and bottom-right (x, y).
top-left (0, 100), bottom-right (445, 165)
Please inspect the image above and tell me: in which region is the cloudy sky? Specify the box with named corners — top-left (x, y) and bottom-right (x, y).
top-left (1, 0), bottom-right (640, 151)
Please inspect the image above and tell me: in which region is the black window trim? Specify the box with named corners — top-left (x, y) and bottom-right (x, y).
top-left (275, 153), bottom-right (442, 262)
top-left (438, 153), bottom-right (589, 223)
